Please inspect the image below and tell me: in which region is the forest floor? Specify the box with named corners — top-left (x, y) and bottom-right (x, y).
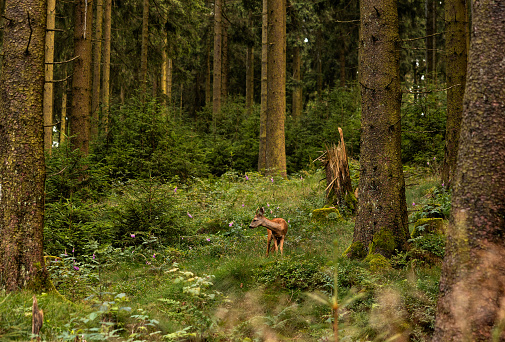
top-left (0, 167), bottom-right (446, 342)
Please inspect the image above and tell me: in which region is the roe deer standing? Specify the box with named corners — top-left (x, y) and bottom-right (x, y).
top-left (249, 207), bottom-right (288, 256)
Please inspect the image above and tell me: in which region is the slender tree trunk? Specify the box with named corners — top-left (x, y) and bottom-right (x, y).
top-left (102, 0), bottom-right (111, 132)
top-left (266, 0), bottom-right (287, 177)
top-left (140, 0), bottom-right (149, 100)
top-left (292, 45), bottom-right (302, 119)
top-left (60, 71), bottom-right (68, 144)
top-left (433, 2), bottom-right (505, 341)
top-left (258, 0), bottom-right (267, 172)
top-left (426, 0), bottom-right (436, 80)
top-left (221, 12), bottom-right (228, 102)
top-left (246, 45), bottom-right (254, 114)
top-left (70, 0), bottom-right (93, 154)
top-left (351, 0), bottom-right (409, 258)
top-left (315, 28), bottom-right (323, 94)
top-left (339, 36), bottom-right (346, 87)
top-left (441, 0), bottom-right (467, 187)
top-left (91, 0), bottom-right (103, 139)
top-left (44, 0), bottom-right (56, 152)
top-left (205, 38), bottom-right (212, 105)
top-left (0, 0), bottom-right (49, 291)
top-left (212, 0), bottom-right (223, 115)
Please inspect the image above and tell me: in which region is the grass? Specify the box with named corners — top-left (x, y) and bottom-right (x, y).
top-left (0, 168), bottom-right (446, 341)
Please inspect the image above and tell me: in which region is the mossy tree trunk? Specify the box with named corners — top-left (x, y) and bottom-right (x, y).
top-left (258, 0), bottom-right (267, 172)
top-left (0, 0), bottom-right (49, 291)
top-left (441, 0), bottom-right (467, 187)
top-left (265, 0), bottom-right (287, 177)
top-left (433, 2), bottom-right (505, 341)
top-left (352, 0), bottom-right (409, 258)
top-left (70, 0), bottom-right (93, 154)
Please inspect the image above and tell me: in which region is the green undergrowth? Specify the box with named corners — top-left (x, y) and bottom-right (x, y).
top-left (1, 169), bottom-right (447, 341)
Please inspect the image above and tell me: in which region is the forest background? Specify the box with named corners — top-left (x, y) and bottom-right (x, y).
top-left (1, 0), bottom-right (501, 341)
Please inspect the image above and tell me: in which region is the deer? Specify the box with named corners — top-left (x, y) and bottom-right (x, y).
top-left (249, 207), bottom-right (288, 256)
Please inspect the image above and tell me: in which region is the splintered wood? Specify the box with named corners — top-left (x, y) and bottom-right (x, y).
top-left (317, 127), bottom-right (353, 203)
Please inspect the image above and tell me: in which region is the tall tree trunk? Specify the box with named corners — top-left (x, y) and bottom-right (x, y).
top-left (44, 0), bottom-right (56, 153)
top-left (258, 0), bottom-right (267, 172)
top-left (221, 13), bottom-right (228, 102)
top-left (351, 0), bottom-right (408, 258)
top-left (161, 36), bottom-right (168, 105)
top-left (433, 2), bottom-right (505, 341)
top-left (140, 0), bottom-right (149, 100)
top-left (0, 0), bottom-right (49, 291)
top-left (60, 71), bottom-right (68, 145)
top-left (245, 45), bottom-right (254, 114)
top-left (315, 28), bottom-right (323, 95)
top-left (425, 0), bottom-right (436, 80)
top-left (292, 45), bottom-right (302, 119)
top-left (441, 0), bottom-right (467, 187)
top-left (205, 38), bottom-right (212, 105)
top-left (102, 0), bottom-right (111, 132)
top-left (266, 0), bottom-right (287, 177)
top-left (339, 34), bottom-right (346, 87)
top-left (212, 0), bottom-right (223, 115)
top-left (70, 0), bottom-right (93, 154)
top-left (91, 0), bottom-right (103, 139)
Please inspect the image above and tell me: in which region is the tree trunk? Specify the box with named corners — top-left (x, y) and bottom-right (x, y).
top-left (258, 0), bottom-right (267, 172)
top-left (60, 71), bottom-right (68, 145)
top-left (205, 36), bottom-right (212, 105)
top-left (212, 0), bottom-right (223, 115)
top-left (266, 0), bottom-right (287, 177)
top-left (221, 12), bottom-right (228, 102)
top-left (425, 0), bottom-right (436, 80)
top-left (433, 2), bottom-right (505, 341)
top-left (246, 45), bottom-right (254, 114)
top-left (102, 0), bottom-right (111, 132)
top-left (351, 0), bottom-right (408, 258)
top-left (140, 0), bottom-right (149, 100)
top-left (91, 0), bottom-right (103, 139)
top-left (441, 0), bottom-right (467, 187)
top-left (292, 45), bottom-right (302, 119)
top-left (0, 0), bottom-right (49, 291)
top-left (315, 28), bottom-right (323, 95)
top-left (43, 0), bottom-right (56, 152)
top-left (70, 0), bottom-right (93, 154)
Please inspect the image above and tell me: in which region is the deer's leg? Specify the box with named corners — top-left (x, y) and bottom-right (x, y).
top-left (273, 238), bottom-right (279, 254)
top-left (279, 237), bottom-right (285, 255)
top-left (266, 230), bottom-right (272, 256)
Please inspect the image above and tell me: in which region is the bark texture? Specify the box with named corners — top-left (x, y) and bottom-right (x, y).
top-left (353, 0), bottom-right (408, 258)
top-left (91, 0), bottom-right (103, 138)
top-left (433, 2), bottom-right (505, 340)
top-left (292, 45), bottom-right (302, 119)
top-left (265, 0), bottom-right (287, 177)
top-left (245, 45), bottom-right (254, 114)
top-left (441, 0), bottom-right (467, 186)
top-left (0, 0), bottom-right (48, 291)
top-left (258, 0), bottom-right (267, 172)
top-left (139, 0), bottom-right (149, 99)
top-left (70, 0), bottom-right (93, 154)
top-left (43, 0), bottom-right (56, 152)
top-left (101, 0), bottom-right (111, 131)
top-left (212, 0), bottom-right (223, 115)
top-left (426, 0), bottom-right (436, 79)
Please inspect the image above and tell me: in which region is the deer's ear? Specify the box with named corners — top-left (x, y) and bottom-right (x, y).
top-left (259, 207), bottom-right (265, 215)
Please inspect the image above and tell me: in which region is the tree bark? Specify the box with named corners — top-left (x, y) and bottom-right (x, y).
top-left (221, 11), bottom-right (228, 102)
top-left (70, 0), bottom-right (93, 154)
top-left (91, 0), bottom-right (103, 139)
top-left (258, 0), bottom-right (267, 172)
top-left (266, 0), bottom-right (287, 177)
top-left (212, 0), bottom-right (223, 116)
top-left (352, 0), bottom-right (409, 258)
top-left (433, 2), bottom-right (505, 340)
top-left (140, 0), bottom-right (149, 100)
top-left (292, 45), bottom-right (302, 119)
top-left (60, 71), bottom-right (68, 145)
top-left (0, 0), bottom-right (49, 291)
top-left (101, 0), bottom-right (111, 132)
top-left (246, 45), bottom-right (254, 114)
top-left (441, 0), bottom-right (467, 187)
top-left (43, 0), bottom-right (56, 152)
top-left (425, 0), bottom-right (436, 80)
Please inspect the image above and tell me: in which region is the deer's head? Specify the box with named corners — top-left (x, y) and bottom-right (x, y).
top-left (249, 207), bottom-right (265, 228)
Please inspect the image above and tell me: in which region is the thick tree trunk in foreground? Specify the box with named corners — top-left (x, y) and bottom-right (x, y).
top-left (433, 2), bottom-right (505, 341)
top-left (352, 0), bottom-right (408, 258)
top-left (265, 0), bottom-right (287, 177)
top-left (43, 0), bottom-right (56, 152)
top-left (258, 0), bottom-right (267, 172)
top-left (0, 0), bottom-right (49, 291)
top-left (441, 0), bottom-right (467, 187)
top-left (70, 0), bottom-right (93, 154)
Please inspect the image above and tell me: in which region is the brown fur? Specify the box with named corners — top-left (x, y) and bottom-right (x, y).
top-left (249, 207), bottom-right (288, 256)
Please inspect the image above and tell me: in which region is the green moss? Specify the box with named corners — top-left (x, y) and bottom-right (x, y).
top-left (411, 218), bottom-right (445, 238)
top-left (311, 207), bottom-right (342, 222)
top-left (365, 253), bottom-right (392, 272)
top-left (369, 229), bottom-right (396, 257)
top-left (343, 241), bottom-right (367, 259)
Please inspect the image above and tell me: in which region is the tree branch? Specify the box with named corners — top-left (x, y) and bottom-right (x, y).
top-left (403, 83), bottom-right (462, 94)
top-left (45, 55), bottom-right (80, 65)
top-left (402, 31), bottom-right (443, 42)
